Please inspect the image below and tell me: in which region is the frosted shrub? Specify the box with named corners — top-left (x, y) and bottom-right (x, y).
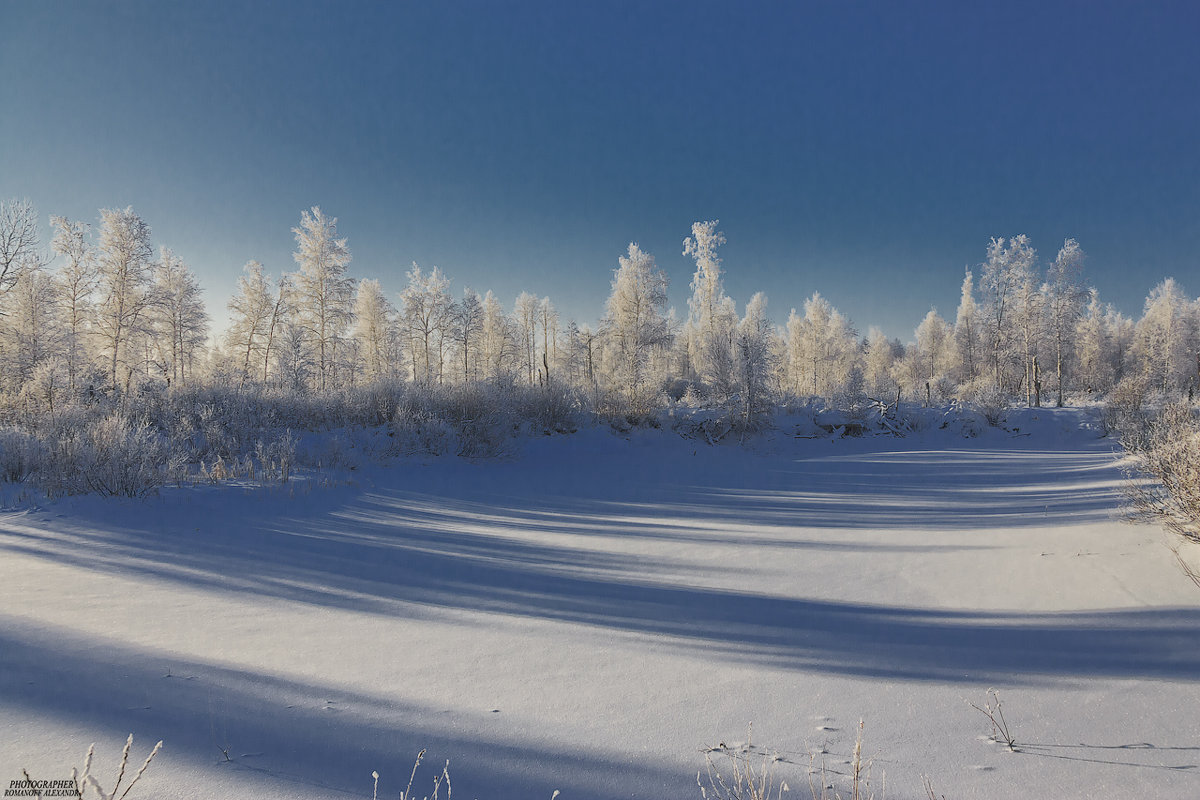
top-left (390, 407), bottom-right (457, 456)
top-left (956, 377), bottom-right (1008, 427)
top-left (78, 415), bottom-right (176, 497)
top-left (1123, 402), bottom-right (1200, 586)
top-left (258, 430), bottom-right (297, 482)
top-left (516, 383), bottom-right (584, 434)
top-left (344, 381), bottom-right (406, 426)
top-left (0, 428), bottom-right (42, 483)
top-left (1103, 375), bottom-right (1152, 442)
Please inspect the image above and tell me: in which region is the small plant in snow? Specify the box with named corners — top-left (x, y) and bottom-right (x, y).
top-left (699, 723), bottom-right (789, 800)
top-left (21, 734), bottom-right (163, 800)
top-left (969, 688), bottom-right (1017, 751)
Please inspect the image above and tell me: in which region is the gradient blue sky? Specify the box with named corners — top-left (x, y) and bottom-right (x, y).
top-left (2, 1), bottom-right (1197, 339)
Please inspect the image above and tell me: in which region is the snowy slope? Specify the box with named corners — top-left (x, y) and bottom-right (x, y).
top-left (1, 407), bottom-right (1197, 799)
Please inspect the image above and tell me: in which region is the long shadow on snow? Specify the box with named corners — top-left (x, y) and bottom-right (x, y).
top-left (1, 442), bottom-right (1189, 685)
top-left (0, 616), bottom-right (679, 800)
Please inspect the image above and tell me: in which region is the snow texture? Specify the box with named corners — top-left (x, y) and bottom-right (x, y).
top-left (1, 407), bottom-right (1197, 799)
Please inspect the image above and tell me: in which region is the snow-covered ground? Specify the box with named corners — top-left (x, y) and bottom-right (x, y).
top-left (2, 407), bottom-right (1197, 799)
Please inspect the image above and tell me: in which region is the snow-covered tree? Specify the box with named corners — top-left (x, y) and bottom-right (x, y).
top-left (0, 198), bottom-right (41, 298)
top-left (277, 321), bottom-right (312, 394)
top-left (1, 265), bottom-right (59, 390)
top-left (600, 243), bottom-right (672, 404)
top-left (480, 290), bottom-right (515, 381)
top-left (953, 268), bottom-right (980, 382)
top-left (863, 327), bottom-right (900, 399)
top-left (915, 309), bottom-right (953, 382)
top-left (1074, 289), bottom-right (1114, 394)
top-left (733, 292), bottom-right (776, 426)
top-left (94, 206), bottom-right (155, 391)
top-left (293, 207), bottom-right (354, 391)
top-left (684, 220), bottom-right (736, 396)
top-left (448, 287), bottom-right (483, 383)
top-left (353, 277), bottom-right (398, 383)
top-left (1135, 278), bottom-right (1196, 394)
top-left (401, 264), bottom-right (453, 383)
top-left (49, 215), bottom-right (97, 393)
top-left (786, 292), bottom-right (858, 400)
top-left (979, 235), bottom-right (1037, 395)
top-left (538, 296), bottom-right (559, 385)
top-left (150, 247), bottom-right (209, 387)
top-left (1045, 239), bottom-right (1087, 406)
top-left (513, 291), bottom-right (540, 385)
top-left (1109, 306), bottom-right (1137, 387)
top-left (226, 261), bottom-right (285, 388)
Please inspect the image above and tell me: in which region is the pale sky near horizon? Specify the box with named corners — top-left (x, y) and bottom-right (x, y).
top-left (2, 1), bottom-right (1197, 340)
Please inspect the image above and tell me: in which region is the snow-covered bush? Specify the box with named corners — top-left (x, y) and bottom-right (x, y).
top-left (956, 377), bottom-right (1008, 427)
top-left (0, 428), bottom-right (42, 483)
top-left (76, 414), bottom-right (177, 497)
top-left (1123, 401), bottom-right (1200, 586)
top-left (1102, 374), bottom-right (1152, 442)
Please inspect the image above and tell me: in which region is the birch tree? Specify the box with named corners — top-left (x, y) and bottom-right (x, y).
top-left (352, 277), bottom-right (398, 383)
top-left (450, 288), bottom-right (484, 383)
top-left (400, 264), bottom-right (452, 383)
top-left (600, 243), bottom-right (671, 404)
top-left (953, 268), bottom-right (980, 383)
top-left (1045, 238), bottom-right (1087, 405)
top-left (151, 247), bottom-right (209, 387)
top-left (50, 215), bottom-right (97, 392)
top-left (684, 220), bottom-right (736, 396)
top-left (226, 261), bottom-right (280, 388)
top-left (94, 207), bottom-right (154, 391)
top-left (293, 207), bottom-right (354, 391)
top-left (733, 292), bottom-right (775, 427)
top-left (513, 291), bottom-right (540, 385)
top-left (0, 198), bottom-right (40, 298)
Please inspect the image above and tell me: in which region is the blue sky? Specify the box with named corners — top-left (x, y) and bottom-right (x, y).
top-left (2, 1), bottom-right (1197, 339)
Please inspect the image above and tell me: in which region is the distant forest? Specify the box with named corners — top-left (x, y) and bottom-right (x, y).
top-left (3, 199), bottom-right (1195, 418)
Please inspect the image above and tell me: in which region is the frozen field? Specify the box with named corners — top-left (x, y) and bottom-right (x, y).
top-left (1, 408), bottom-right (1198, 799)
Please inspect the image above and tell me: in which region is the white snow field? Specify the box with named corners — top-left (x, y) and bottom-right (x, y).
top-left (1, 407), bottom-right (1198, 799)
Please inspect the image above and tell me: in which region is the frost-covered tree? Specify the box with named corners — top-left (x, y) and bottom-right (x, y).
top-left (863, 327), bottom-right (900, 399)
top-left (564, 321), bottom-right (600, 394)
top-left (94, 206), bottom-right (155, 391)
top-left (953, 268), bottom-right (980, 382)
top-left (1109, 306), bottom-right (1136, 387)
top-left (513, 291), bottom-right (540, 385)
top-left (1074, 289), bottom-right (1114, 394)
top-left (684, 220), bottom-right (736, 396)
top-left (538, 296), bottom-right (559, 385)
top-left (226, 261), bottom-right (284, 388)
top-left (1135, 278), bottom-right (1196, 394)
top-left (293, 207), bottom-right (354, 391)
top-left (979, 235), bottom-right (1037, 395)
top-left (915, 309), bottom-right (953, 381)
top-left (786, 293), bottom-right (858, 400)
top-left (0, 198), bottom-right (41, 298)
top-left (1, 265), bottom-right (60, 390)
top-left (1045, 239), bottom-right (1087, 406)
top-left (277, 321), bottom-right (312, 393)
top-left (353, 277), bottom-right (398, 383)
top-left (401, 264), bottom-right (452, 383)
top-left (150, 247), bottom-right (209, 387)
top-left (449, 287), bottom-right (483, 383)
top-left (50, 215), bottom-right (98, 393)
top-left (480, 290), bottom-right (515, 381)
top-left (733, 292), bottom-right (776, 427)
top-left (600, 243), bottom-right (671, 403)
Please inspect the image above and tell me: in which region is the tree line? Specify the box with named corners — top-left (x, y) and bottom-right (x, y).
top-left (2, 199), bottom-right (1198, 423)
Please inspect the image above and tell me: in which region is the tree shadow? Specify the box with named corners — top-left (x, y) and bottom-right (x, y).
top-left (0, 616), bottom-right (678, 800)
